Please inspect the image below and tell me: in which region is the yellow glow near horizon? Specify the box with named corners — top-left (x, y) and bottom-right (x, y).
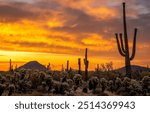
top-left (0, 50), bottom-right (123, 71)
top-left (0, 50), bottom-right (84, 71)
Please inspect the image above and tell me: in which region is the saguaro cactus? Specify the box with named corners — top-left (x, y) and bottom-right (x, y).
top-left (9, 59), bottom-right (12, 71)
top-left (62, 64), bottom-right (64, 71)
top-left (78, 58), bottom-right (81, 74)
top-left (66, 60), bottom-right (69, 72)
top-left (15, 64), bottom-right (17, 70)
top-left (96, 64), bottom-right (100, 73)
top-left (84, 48), bottom-right (89, 81)
top-left (115, 2), bottom-right (138, 78)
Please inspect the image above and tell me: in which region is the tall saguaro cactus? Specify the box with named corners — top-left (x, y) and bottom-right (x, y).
top-left (84, 48), bottom-right (89, 81)
top-left (115, 2), bottom-right (138, 78)
top-left (78, 58), bottom-right (81, 74)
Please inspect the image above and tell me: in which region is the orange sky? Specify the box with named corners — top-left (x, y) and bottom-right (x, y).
top-left (0, 0), bottom-right (150, 71)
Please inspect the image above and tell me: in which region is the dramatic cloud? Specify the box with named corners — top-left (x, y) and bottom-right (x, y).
top-left (0, 0), bottom-right (149, 70)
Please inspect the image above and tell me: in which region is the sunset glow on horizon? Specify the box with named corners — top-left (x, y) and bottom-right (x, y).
top-left (0, 0), bottom-right (149, 71)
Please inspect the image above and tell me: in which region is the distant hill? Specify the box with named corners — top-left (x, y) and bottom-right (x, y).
top-left (117, 65), bottom-right (149, 73)
top-left (17, 61), bottom-right (47, 71)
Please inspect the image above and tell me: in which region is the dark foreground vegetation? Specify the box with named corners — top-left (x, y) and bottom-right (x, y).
top-left (0, 68), bottom-right (150, 96)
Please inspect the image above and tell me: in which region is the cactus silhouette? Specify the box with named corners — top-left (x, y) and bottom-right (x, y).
top-left (9, 59), bottom-right (12, 71)
top-left (15, 64), bottom-right (17, 70)
top-left (66, 60), bottom-right (69, 72)
top-left (62, 64), bottom-right (64, 71)
top-left (78, 58), bottom-right (81, 74)
top-left (47, 63), bottom-right (51, 70)
top-left (84, 48), bottom-right (89, 81)
top-left (96, 64), bottom-right (100, 73)
top-left (115, 2), bottom-right (138, 78)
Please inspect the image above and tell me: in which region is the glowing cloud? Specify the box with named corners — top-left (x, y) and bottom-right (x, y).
top-left (0, 0), bottom-right (149, 71)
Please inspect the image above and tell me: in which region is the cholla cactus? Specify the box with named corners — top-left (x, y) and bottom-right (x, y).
top-left (0, 76), bottom-right (6, 84)
top-left (8, 84), bottom-right (15, 96)
top-left (45, 76), bottom-right (53, 92)
top-left (67, 79), bottom-right (73, 88)
top-left (115, 77), bottom-right (122, 90)
top-left (107, 80), bottom-right (114, 93)
top-left (39, 72), bottom-right (46, 81)
top-left (122, 77), bottom-right (131, 87)
top-left (141, 76), bottom-right (150, 86)
top-left (88, 77), bottom-right (99, 91)
top-left (73, 74), bottom-right (82, 86)
top-left (25, 81), bottom-right (32, 92)
top-left (116, 77), bottom-right (131, 95)
top-left (0, 84), bottom-right (5, 96)
top-left (99, 78), bottom-right (108, 92)
top-left (141, 76), bottom-right (150, 95)
top-left (42, 81), bottom-right (46, 87)
top-left (128, 79), bottom-right (142, 95)
top-left (53, 81), bottom-right (69, 95)
top-left (82, 81), bottom-right (88, 93)
top-left (61, 82), bottom-right (69, 93)
top-left (60, 72), bottom-right (67, 83)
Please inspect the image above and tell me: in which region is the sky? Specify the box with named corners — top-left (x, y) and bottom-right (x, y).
top-left (0, 0), bottom-right (149, 71)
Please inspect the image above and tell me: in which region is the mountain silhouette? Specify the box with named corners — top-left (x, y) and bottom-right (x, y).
top-left (117, 65), bottom-right (149, 73)
top-left (17, 61), bottom-right (47, 71)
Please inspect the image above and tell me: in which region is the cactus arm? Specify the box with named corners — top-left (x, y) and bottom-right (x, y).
top-left (130, 28), bottom-right (137, 60)
top-left (119, 33), bottom-right (126, 53)
top-left (115, 33), bottom-right (126, 56)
